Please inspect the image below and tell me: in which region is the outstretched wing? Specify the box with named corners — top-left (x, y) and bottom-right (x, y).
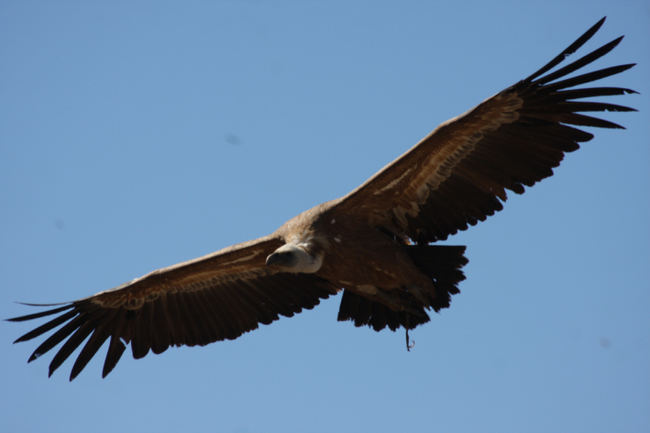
top-left (336, 17), bottom-right (636, 242)
top-left (9, 235), bottom-right (338, 380)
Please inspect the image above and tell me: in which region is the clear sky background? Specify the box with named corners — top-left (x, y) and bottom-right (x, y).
top-left (1, 1), bottom-right (648, 433)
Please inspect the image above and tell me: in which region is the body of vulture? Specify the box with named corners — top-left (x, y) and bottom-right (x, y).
top-left (8, 18), bottom-right (637, 380)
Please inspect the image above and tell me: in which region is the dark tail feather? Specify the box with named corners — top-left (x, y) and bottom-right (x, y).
top-left (406, 245), bottom-right (468, 312)
top-left (337, 245), bottom-right (468, 332)
top-left (337, 289), bottom-right (430, 332)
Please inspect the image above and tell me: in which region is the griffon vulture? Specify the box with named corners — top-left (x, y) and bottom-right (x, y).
top-left (9, 17), bottom-right (636, 380)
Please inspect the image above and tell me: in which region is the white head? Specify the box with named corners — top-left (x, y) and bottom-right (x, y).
top-left (265, 243), bottom-right (323, 273)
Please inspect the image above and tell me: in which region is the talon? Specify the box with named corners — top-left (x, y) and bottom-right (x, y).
top-left (405, 328), bottom-right (415, 351)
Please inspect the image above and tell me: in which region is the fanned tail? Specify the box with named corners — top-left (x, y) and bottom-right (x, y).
top-left (337, 245), bottom-right (468, 332)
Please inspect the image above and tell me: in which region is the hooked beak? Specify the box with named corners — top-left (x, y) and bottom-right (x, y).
top-left (265, 251), bottom-right (297, 268)
top-left (265, 253), bottom-right (282, 266)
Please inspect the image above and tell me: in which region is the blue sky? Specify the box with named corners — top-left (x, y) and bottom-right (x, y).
top-left (1, 1), bottom-right (648, 432)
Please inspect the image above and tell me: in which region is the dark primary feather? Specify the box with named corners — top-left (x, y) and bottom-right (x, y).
top-left (523, 16), bottom-right (606, 82)
top-left (8, 303), bottom-right (73, 323)
top-left (531, 35), bottom-right (624, 85)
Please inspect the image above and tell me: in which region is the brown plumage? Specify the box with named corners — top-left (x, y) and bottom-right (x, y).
top-left (8, 17), bottom-right (636, 380)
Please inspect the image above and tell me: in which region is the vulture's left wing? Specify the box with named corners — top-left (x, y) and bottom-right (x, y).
top-left (336, 18), bottom-right (636, 242)
top-left (9, 235), bottom-right (338, 380)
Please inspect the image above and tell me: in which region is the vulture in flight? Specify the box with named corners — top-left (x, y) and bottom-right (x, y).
top-left (9, 18), bottom-right (636, 380)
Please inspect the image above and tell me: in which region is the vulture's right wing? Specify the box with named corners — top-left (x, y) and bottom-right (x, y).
top-left (9, 235), bottom-right (338, 380)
